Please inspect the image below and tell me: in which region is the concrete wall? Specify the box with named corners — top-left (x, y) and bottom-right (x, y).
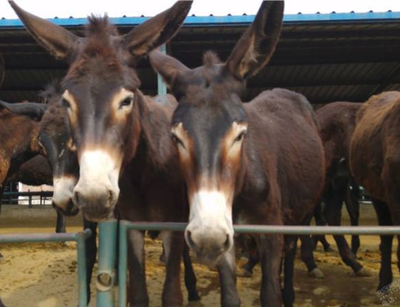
top-left (0, 205), bottom-right (82, 228)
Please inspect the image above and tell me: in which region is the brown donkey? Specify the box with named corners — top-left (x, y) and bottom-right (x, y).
top-left (150, 1), bottom-right (325, 306)
top-left (350, 91), bottom-right (400, 291)
top-left (9, 1), bottom-right (196, 306)
top-left (314, 102), bottom-right (370, 275)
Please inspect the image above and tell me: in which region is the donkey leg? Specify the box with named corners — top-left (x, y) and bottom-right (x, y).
top-left (55, 210), bottom-right (66, 233)
top-left (238, 250), bottom-right (260, 278)
top-left (83, 218), bottom-right (97, 305)
top-left (324, 179), bottom-right (364, 274)
top-left (300, 235), bottom-right (324, 279)
top-left (283, 236), bottom-right (297, 307)
top-left (0, 295), bottom-right (5, 307)
top-left (127, 229), bottom-right (148, 307)
top-left (160, 231), bottom-right (184, 307)
top-left (372, 199), bottom-right (393, 290)
top-left (299, 213), bottom-right (323, 278)
top-left (182, 242), bottom-right (200, 301)
top-left (258, 234), bottom-right (284, 307)
top-left (217, 247), bottom-right (241, 307)
top-left (312, 202), bottom-right (331, 251)
top-left (345, 182), bottom-right (361, 255)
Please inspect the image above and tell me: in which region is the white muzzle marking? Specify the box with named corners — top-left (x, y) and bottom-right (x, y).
top-left (53, 176), bottom-right (77, 209)
top-left (76, 149), bottom-right (121, 206)
top-left (185, 190), bottom-right (234, 263)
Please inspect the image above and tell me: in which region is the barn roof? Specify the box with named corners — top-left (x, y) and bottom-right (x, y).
top-left (1, 11), bottom-right (400, 104)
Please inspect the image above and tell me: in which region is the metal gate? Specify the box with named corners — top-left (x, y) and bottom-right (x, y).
top-left (3, 221), bottom-right (400, 307)
top-left (0, 229), bottom-right (91, 307)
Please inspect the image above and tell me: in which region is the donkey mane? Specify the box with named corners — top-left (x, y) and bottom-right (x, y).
top-left (39, 83), bottom-right (69, 133)
top-left (64, 15), bottom-right (140, 88)
top-left (203, 51), bottom-right (221, 67)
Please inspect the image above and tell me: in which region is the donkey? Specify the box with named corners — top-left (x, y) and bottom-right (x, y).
top-left (4, 87), bottom-right (200, 306)
top-left (350, 91), bottom-right (400, 291)
top-left (150, 2), bottom-right (325, 306)
top-left (313, 102), bottom-right (370, 276)
top-left (9, 1), bottom-right (198, 306)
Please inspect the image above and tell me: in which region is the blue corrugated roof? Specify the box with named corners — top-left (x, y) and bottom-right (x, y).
top-left (0, 11), bottom-right (399, 28)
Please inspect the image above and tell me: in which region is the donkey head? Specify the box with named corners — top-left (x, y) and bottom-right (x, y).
top-left (10, 0), bottom-right (193, 221)
top-left (0, 86), bottom-right (79, 216)
top-left (150, 1), bottom-right (284, 264)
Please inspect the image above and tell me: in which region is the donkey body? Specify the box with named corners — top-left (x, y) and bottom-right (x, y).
top-left (313, 102), bottom-right (369, 275)
top-left (150, 2), bottom-right (325, 306)
top-left (350, 91), bottom-right (400, 291)
top-left (9, 1), bottom-right (199, 306)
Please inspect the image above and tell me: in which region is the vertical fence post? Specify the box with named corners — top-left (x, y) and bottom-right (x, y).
top-left (118, 221), bottom-right (128, 307)
top-left (96, 220), bottom-right (118, 307)
top-left (76, 231), bottom-right (89, 307)
top-left (157, 44), bottom-right (167, 95)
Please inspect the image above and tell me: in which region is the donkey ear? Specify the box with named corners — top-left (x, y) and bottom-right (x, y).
top-left (149, 50), bottom-right (190, 89)
top-left (0, 100), bottom-right (48, 121)
top-left (9, 0), bottom-right (79, 59)
top-left (225, 0), bottom-right (284, 80)
top-left (122, 0), bottom-right (192, 59)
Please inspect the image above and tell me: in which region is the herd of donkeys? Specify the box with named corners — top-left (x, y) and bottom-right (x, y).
top-left (1, 1), bottom-right (400, 306)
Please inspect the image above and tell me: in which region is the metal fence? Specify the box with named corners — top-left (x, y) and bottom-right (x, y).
top-left (116, 221), bottom-right (400, 307)
top-left (3, 221), bottom-right (400, 307)
top-left (1, 191), bottom-right (53, 206)
top-left (0, 229), bottom-right (91, 307)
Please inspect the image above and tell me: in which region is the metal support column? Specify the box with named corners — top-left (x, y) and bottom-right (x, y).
top-left (96, 219), bottom-right (118, 307)
top-left (118, 220), bottom-right (129, 307)
top-left (157, 44), bottom-right (167, 95)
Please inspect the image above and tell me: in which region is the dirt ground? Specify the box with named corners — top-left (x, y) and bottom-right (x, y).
top-left (0, 205), bottom-right (399, 307)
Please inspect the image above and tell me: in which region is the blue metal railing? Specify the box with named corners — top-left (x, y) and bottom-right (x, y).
top-left (0, 229), bottom-right (91, 307)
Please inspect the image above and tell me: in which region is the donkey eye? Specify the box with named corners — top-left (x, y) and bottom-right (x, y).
top-left (234, 132), bottom-right (246, 143)
top-left (171, 133), bottom-right (185, 149)
top-left (61, 98), bottom-right (71, 109)
top-left (120, 97), bottom-right (133, 109)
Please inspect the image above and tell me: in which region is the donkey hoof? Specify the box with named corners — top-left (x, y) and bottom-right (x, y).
top-left (355, 267), bottom-right (372, 277)
top-left (188, 292), bottom-right (201, 302)
top-left (308, 268), bottom-right (324, 279)
top-left (237, 267), bottom-right (253, 278)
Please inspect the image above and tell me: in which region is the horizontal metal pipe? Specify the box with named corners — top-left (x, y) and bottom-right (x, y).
top-left (0, 229), bottom-right (92, 244)
top-left (121, 221), bottom-right (400, 236)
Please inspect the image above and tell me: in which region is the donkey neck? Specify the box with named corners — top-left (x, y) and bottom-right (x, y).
top-left (126, 92), bottom-right (178, 182)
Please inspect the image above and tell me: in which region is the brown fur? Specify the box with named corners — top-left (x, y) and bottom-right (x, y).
top-left (315, 102), bottom-right (364, 273)
top-left (8, 155), bottom-right (52, 185)
top-left (350, 92), bottom-right (400, 201)
top-left (350, 91), bottom-right (400, 290)
top-left (9, 1), bottom-right (196, 305)
top-left (316, 102), bottom-right (363, 174)
top-left (150, 3), bottom-right (325, 306)
top-left (0, 110), bottom-right (41, 186)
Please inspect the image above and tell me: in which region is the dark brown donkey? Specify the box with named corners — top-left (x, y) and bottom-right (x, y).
top-left (313, 102), bottom-right (370, 275)
top-left (350, 91), bottom-right (400, 291)
top-left (9, 1), bottom-right (196, 306)
top-left (150, 1), bottom-right (325, 306)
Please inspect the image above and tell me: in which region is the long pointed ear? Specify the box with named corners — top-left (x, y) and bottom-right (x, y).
top-left (149, 50), bottom-right (190, 89)
top-left (9, 0), bottom-right (79, 59)
top-left (0, 53), bottom-right (4, 89)
top-left (0, 100), bottom-right (48, 121)
top-left (225, 0), bottom-right (284, 80)
top-left (122, 0), bottom-right (192, 59)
